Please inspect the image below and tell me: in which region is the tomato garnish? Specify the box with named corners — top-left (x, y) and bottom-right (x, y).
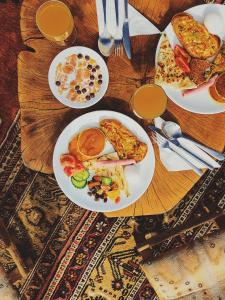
top-left (60, 154), bottom-right (76, 167)
top-left (63, 166), bottom-right (75, 177)
top-left (175, 56), bottom-right (191, 74)
top-left (174, 45), bottom-right (191, 63)
top-left (115, 197), bottom-right (120, 204)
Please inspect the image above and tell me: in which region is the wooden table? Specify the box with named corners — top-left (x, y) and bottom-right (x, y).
top-left (18, 0), bottom-right (225, 217)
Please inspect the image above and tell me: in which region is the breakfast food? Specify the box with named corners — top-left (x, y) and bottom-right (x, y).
top-left (100, 119), bottom-right (148, 162)
top-left (189, 59), bottom-right (212, 85)
top-left (69, 128), bottom-right (105, 161)
top-left (155, 34), bottom-right (196, 89)
top-left (209, 72), bottom-right (225, 103)
top-left (84, 152), bottom-right (129, 197)
top-left (207, 42), bottom-right (225, 79)
top-left (171, 13), bottom-right (220, 59)
top-left (55, 53), bottom-right (103, 102)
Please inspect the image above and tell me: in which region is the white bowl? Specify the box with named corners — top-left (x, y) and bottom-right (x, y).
top-left (48, 46), bottom-right (109, 109)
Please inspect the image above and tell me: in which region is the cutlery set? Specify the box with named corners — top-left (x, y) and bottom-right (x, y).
top-left (149, 125), bottom-right (224, 176)
top-left (98, 0), bottom-right (131, 59)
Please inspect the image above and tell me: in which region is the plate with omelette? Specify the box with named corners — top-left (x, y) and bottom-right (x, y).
top-left (53, 111), bottom-right (155, 212)
top-left (155, 4), bottom-right (225, 114)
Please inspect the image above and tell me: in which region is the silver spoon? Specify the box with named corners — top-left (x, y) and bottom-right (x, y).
top-left (162, 121), bottom-right (224, 161)
top-left (98, 0), bottom-right (114, 57)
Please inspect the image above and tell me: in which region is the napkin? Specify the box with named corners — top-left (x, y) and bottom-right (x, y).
top-left (95, 0), bottom-right (161, 38)
top-left (154, 117), bottom-right (220, 172)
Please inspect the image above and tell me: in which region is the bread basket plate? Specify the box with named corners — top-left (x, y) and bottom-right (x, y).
top-left (155, 4), bottom-right (225, 114)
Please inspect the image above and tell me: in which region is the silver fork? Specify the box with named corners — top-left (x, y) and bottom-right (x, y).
top-left (114, 0), bottom-right (123, 56)
top-left (151, 132), bottom-right (203, 176)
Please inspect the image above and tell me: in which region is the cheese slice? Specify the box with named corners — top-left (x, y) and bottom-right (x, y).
top-left (155, 34), bottom-right (196, 90)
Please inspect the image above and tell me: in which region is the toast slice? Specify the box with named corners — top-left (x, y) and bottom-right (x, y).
top-left (172, 12), bottom-right (220, 59)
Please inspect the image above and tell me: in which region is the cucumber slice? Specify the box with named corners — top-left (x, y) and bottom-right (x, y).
top-left (74, 170), bottom-right (90, 181)
top-left (71, 177), bottom-right (87, 189)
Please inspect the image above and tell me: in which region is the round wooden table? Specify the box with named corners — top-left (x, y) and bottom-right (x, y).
top-left (18, 0), bottom-right (225, 217)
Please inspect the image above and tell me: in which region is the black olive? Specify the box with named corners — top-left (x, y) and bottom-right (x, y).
top-left (85, 55), bottom-right (90, 60)
top-left (90, 75), bottom-right (95, 80)
top-left (75, 85), bottom-right (80, 90)
top-left (86, 95), bottom-right (91, 101)
top-left (98, 80), bottom-right (103, 85)
top-left (87, 64), bottom-right (92, 70)
top-left (55, 81), bottom-right (61, 86)
top-left (82, 88), bottom-right (87, 93)
top-left (98, 74), bottom-right (102, 79)
top-left (89, 81), bottom-right (94, 87)
top-left (78, 53), bottom-right (83, 59)
top-left (90, 93), bottom-right (95, 98)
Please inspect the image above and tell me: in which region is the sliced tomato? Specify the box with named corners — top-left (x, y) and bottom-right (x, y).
top-left (63, 166), bottom-right (75, 177)
top-left (175, 56), bottom-right (191, 74)
top-left (74, 160), bottom-right (85, 172)
top-left (60, 154), bottom-right (76, 167)
top-left (174, 45), bottom-right (191, 63)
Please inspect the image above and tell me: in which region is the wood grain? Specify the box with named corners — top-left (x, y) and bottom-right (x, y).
top-left (18, 0), bottom-right (225, 216)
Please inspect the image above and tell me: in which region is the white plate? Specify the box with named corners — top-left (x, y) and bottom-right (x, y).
top-left (53, 111), bottom-right (155, 212)
top-left (155, 4), bottom-right (225, 114)
top-left (48, 46), bottom-right (109, 109)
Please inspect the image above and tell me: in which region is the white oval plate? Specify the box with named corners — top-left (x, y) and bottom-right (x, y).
top-left (53, 111), bottom-right (155, 212)
top-left (155, 4), bottom-right (225, 114)
top-left (48, 46), bottom-right (109, 109)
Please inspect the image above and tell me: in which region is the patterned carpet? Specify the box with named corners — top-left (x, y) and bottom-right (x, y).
top-left (0, 112), bottom-right (225, 300)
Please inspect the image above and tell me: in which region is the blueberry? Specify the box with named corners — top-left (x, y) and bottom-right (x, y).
top-left (87, 192), bottom-right (92, 196)
top-left (96, 65), bottom-right (100, 70)
top-left (98, 74), bottom-right (102, 79)
top-left (78, 53), bottom-right (83, 59)
top-left (55, 81), bottom-right (61, 86)
top-left (75, 85), bottom-right (80, 90)
top-left (89, 81), bottom-right (94, 87)
top-left (85, 55), bottom-right (90, 60)
top-left (82, 88), bottom-right (87, 93)
top-left (87, 64), bottom-right (92, 70)
top-left (86, 95), bottom-right (91, 101)
top-left (98, 80), bottom-right (103, 85)
top-left (77, 90), bottom-right (81, 94)
top-left (90, 75), bottom-right (95, 80)
top-left (90, 93), bottom-right (95, 98)
top-left (92, 68), bottom-right (96, 73)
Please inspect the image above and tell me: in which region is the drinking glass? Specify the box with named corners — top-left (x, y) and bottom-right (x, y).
top-left (36, 0), bottom-right (76, 46)
top-left (130, 84), bottom-right (167, 121)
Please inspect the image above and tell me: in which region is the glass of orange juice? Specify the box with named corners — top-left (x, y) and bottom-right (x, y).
top-left (36, 0), bottom-right (76, 46)
top-left (130, 84), bottom-right (167, 121)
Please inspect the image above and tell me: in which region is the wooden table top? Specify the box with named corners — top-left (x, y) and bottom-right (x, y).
top-left (18, 0), bottom-right (225, 217)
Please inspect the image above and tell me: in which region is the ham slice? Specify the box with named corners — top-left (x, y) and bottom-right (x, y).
top-left (95, 159), bottom-right (136, 167)
top-left (182, 75), bottom-right (218, 97)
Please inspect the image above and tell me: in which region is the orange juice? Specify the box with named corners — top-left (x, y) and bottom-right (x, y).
top-left (36, 0), bottom-right (74, 42)
top-left (130, 84), bottom-right (167, 119)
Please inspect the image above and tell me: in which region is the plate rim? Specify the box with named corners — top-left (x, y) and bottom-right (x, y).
top-left (53, 110), bottom-right (155, 212)
top-left (155, 3), bottom-right (225, 115)
top-left (48, 46), bottom-right (109, 109)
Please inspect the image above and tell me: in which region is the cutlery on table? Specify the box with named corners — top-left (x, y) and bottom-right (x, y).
top-left (162, 121), bottom-right (225, 161)
top-left (151, 131), bottom-right (203, 176)
top-left (149, 126), bottom-right (216, 171)
top-left (122, 0), bottom-right (132, 59)
top-left (114, 0), bottom-right (123, 56)
top-left (98, 0), bottom-right (114, 56)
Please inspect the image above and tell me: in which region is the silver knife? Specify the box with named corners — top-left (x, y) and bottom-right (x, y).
top-left (123, 0), bottom-right (132, 59)
top-left (149, 126), bottom-right (215, 170)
